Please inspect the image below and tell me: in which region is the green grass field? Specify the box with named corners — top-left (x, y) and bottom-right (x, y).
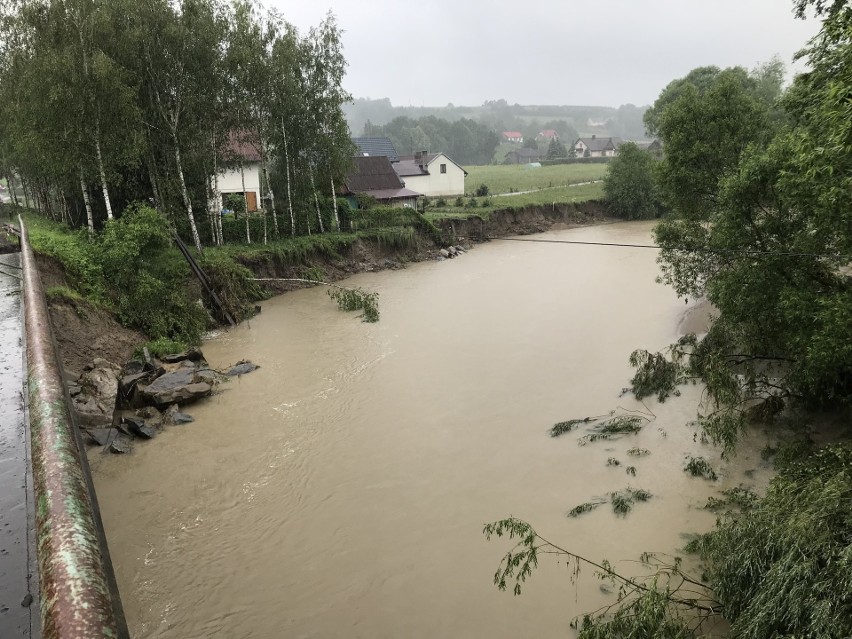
top-left (425, 181), bottom-right (603, 221)
top-left (464, 163), bottom-right (608, 196)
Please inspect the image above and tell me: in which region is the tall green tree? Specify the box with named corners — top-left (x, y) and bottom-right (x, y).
top-left (634, 7), bottom-right (852, 446)
top-left (545, 137), bottom-right (568, 159)
top-left (602, 142), bottom-right (659, 219)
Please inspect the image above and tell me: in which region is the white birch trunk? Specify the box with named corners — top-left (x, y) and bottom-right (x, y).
top-left (239, 161), bottom-right (251, 244)
top-left (79, 165), bottom-right (94, 237)
top-left (61, 191), bottom-right (70, 225)
top-left (309, 162), bottom-right (324, 233)
top-left (22, 179), bottom-right (30, 210)
top-left (282, 122), bottom-right (295, 237)
top-left (205, 175), bottom-right (216, 246)
top-left (174, 140), bottom-right (203, 252)
top-left (261, 144), bottom-right (278, 238)
top-left (147, 149), bottom-right (162, 210)
top-left (330, 176), bottom-right (340, 231)
top-left (6, 172), bottom-right (19, 208)
top-left (94, 116), bottom-right (113, 219)
top-left (211, 134), bottom-right (223, 245)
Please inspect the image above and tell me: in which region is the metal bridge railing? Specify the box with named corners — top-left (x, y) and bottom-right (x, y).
top-left (19, 216), bottom-right (129, 639)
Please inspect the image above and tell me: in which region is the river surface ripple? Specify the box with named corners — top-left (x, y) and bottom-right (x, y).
top-left (92, 221), bottom-right (771, 638)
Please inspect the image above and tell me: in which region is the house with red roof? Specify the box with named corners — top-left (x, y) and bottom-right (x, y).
top-left (501, 131), bottom-right (524, 144)
top-left (536, 129), bottom-right (560, 141)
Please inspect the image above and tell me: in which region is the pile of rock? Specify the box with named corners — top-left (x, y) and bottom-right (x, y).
top-left (437, 245), bottom-right (468, 261)
top-left (70, 348), bottom-right (258, 454)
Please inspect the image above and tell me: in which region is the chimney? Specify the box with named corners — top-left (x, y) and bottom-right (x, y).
top-left (591, 134), bottom-right (596, 140)
top-left (415, 150), bottom-right (428, 167)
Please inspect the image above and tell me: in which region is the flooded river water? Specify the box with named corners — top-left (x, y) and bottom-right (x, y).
top-left (91, 221), bottom-right (770, 638)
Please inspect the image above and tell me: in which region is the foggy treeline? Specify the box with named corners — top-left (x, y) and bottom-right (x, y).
top-left (345, 97), bottom-right (650, 154)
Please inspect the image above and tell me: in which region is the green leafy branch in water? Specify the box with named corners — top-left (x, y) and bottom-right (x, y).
top-left (482, 517), bottom-right (718, 633)
top-left (569, 488), bottom-right (653, 518)
top-left (250, 277), bottom-right (380, 322)
top-left (684, 456), bottom-right (718, 481)
top-left (326, 286), bottom-right (379, 323)
top-left (579, 415), bottom-right (647, 445)
top-left (551, 407), bottom-right (655, 442)
top-left (550, 417), bottom-right (594, 437)
top-left (628, 332), bottom-right (791, 454)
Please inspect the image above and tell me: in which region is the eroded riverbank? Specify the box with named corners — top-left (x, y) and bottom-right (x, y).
top-left (90, 221), bottom-right (773, 638)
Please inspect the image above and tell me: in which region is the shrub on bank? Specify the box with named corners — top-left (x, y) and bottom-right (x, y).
top-left (28, 204), bottom-right (208, 344)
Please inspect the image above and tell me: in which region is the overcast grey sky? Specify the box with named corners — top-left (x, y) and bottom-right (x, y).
top-left (266, 0), bottom-right (821, 108)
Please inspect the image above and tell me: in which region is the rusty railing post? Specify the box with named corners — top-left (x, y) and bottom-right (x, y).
top-left (19, 216), bottom-right (129, 639)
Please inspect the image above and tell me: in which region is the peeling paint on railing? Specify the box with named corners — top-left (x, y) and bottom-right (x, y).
top-left (19, 216), bottom-right (129, 639)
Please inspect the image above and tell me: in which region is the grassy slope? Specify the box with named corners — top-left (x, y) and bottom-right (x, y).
top-left (464, 163), bottom-right (607, 195)
top-left (426, 182), bottom-right (603, 221)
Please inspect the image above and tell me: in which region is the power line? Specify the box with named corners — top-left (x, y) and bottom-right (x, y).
top-left (454, 235), bottom-right (852, 260)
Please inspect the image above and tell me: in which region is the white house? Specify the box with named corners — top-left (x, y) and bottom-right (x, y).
top-left (216, 134), bottom-right (262, 212)
top-left (392, 151), bottom-right (466, 196)
top-left (573, 135), bottom-right (624, 158)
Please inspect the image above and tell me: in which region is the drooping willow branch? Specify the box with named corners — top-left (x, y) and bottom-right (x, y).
top-left (249, 277), bottom-right (379, 322)
top-left (483, 517), bottom-right (719, 616)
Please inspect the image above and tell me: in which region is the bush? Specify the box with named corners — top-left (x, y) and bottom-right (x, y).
top-left (603, 142), bottom-right (662, 220)
top-left (692, 444), bottom-right (852, 638)
top-left (98, 203), bottom-right (208, 343)
top-left (475, 183), bottom-right (490, 197)
top-left (454, 196), bottom-right (464, 207)
top-left (223, 193), bottom-right (246, 214)
top-left (354, 192), bottom-right (378, 210)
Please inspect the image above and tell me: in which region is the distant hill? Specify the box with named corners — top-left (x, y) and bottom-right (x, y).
top-left (343, 98), bottom-right (650, 143)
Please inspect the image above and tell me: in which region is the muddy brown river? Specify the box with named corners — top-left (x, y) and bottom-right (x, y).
top-left (91, 221), bottom-right (770, 638)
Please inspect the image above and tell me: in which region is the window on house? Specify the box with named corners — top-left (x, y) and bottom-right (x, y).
top-left (440, 164), bottom-right (447, 174)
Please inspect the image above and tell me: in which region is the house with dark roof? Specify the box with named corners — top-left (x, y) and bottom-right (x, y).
top-left (572, 135), bottom-right (624, 158)
top-left (352, 137), bottom-right (400, 163)
top-left (393, 151), bottom-right (467, 196)
top-left (342, 156), bottom-right (421, 208)
top-left (217, 131), bottom-right (262, 212)
top-left (502, 131), bottom-right (524, 144)
top-left (503, 147), bottom-right (543, 164)
top-left (635, 139), bottom-right (663, 156)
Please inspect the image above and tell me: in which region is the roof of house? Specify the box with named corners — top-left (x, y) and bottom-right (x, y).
top-left (574, 136), bottom-right (624, 152)
top-left (351, 137), bottom-right (400, 163)
top-left (394, 157), bottom-right (430, 177)
top-left (344, 156), bottom-right (406, 194)
top-left (394, 152), bottom-right (469, 177)
top-left (508, 148), bottom-right (542, 159)
top-left (634, 139), bottom-right (663, 151)
top-left (365, 187), bottom-right (422, 201)
top-left (502, 131), bottom-right (523, 138)
top-left (538, 129), bottom-right (559, 138)
top-left (225, 131), bottom-right (261, 162)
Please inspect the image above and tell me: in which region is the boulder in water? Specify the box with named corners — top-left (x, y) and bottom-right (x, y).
top-left (72, 359), bottom-right (121, 427)
top-left (107, 434), bottom-right (133, 454)
top-left (84, 427), bottom-right (117, 447)
top-left (139, 368), bottom-right (212, 407)
top-left (224, 361), bottom-right (259, 377)
top-left (164, 403), bottom-right (195, 425)
top-left (159, 348), bottom-right (207, 366)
